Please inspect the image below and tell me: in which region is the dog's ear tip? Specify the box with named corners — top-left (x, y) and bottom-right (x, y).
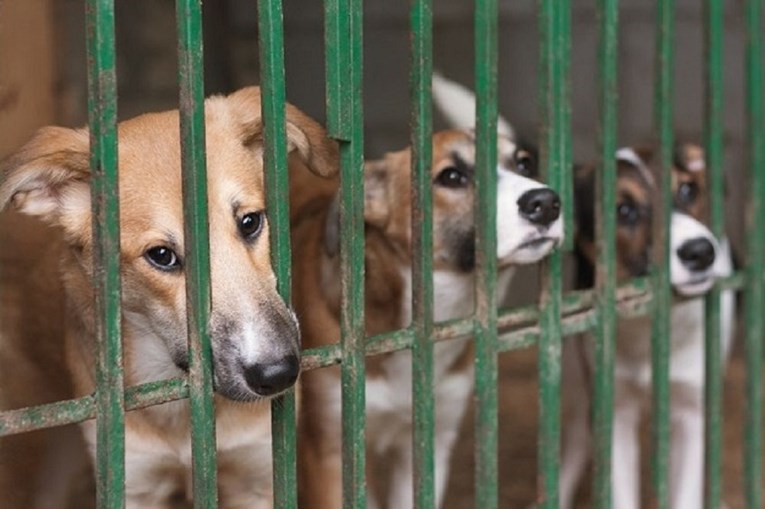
top-left (0, 126), bottom-right (91, 222)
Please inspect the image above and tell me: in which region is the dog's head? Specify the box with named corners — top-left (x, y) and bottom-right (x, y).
top-left (574, 144), bottom-right (724, 296)
top-left (324, 130), bottom-right (563, 272)
top-left (0, 86), bottom-right (338, 402)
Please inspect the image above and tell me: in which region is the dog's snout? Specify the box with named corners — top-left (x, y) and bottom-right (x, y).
top-left (677, 238), bottom-right (716, 272)
top-left (517, 188), bottom-right (561, 227)
top-left (244, 355), bottom-right (300, 396)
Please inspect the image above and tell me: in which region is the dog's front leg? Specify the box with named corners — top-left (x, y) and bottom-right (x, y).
top-left (559, 336), bottom-right (592, 509)
top-left (611, 387), bottom-right (641, 509)
top-left (387, 434), bottom-right (414, 509)
top-left (670, 384), bottom-right (704, 509)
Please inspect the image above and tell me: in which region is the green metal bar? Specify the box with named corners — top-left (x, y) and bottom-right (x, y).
top-left (592, 0), bottom-right (618, 507)
top-left (409, 0), bottom-right (435, 507)
top-left (85, 1), bottom-right (125, 507)
top-left (176, 0), bottom-right (218, 506)
top-left (744, 0), bottom-right (765, 506)
top-left (256, 1), bottom-right (298, 506)
top-left (558, 1), bottom-right (574, 252)
top-left (324, 0), bottom-right (350, 141)
top-left (703, 0), bottom-right (725, 506)
top-left (0, 380), bottom-right (188, 437)
top-left (536, 1), bottom-right (569, 506)
top-left (474, 0), bottom-right (499, 507)
top-left (651, 1), bottom-right (675, 507)
top-left (324, 0), bottom-right (367, 506)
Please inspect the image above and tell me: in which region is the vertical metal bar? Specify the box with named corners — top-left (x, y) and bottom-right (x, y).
top-left (474, 0), bottom-right (499, 507)
top-left (558, 1), bottom-right (575, 252)
top-left (592, 0), bottom-right (618, 507)
top-left (651, 1), bottom-right (674, 507)
top-left (325, 0), bottom-right (367, 507)
top-left (176, 0), bottom-right (218, 506)
top-left (536, 1), bottom-right (569, 506)
top-left (744, 0), bottom-right (764, 506)
top-left (324, 0), bottom-right (350, 142)
top-left (703, 0), bottom-right (725, 506)
top-left (409, 0), bottom-right (435, 507)
top-left (257, 1), bottom-right (298, 507)
top-left (85, 1), bottom-right (125, 506)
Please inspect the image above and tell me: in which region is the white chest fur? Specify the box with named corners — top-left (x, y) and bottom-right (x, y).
top-left (364, 267), bottom-right (514, 452)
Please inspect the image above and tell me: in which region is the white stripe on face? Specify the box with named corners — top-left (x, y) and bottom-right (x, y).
top-left (496, 167), bottom-right (564, 264)
top-left (670, 212), bottom-right (720, 296)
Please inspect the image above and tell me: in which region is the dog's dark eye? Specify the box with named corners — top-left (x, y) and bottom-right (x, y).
top-left (145, 246), bottom-right (181, 271)
top-left (435, 167), bottom-right (468, 188)
top-left (515, 150), bottom-right (536, 177)
top-left (239, 211), bottom-right (265, 241)
top-left (617, 202), bottom-right (640, 225)
top-left (676, 181), bottom-right (699, 205)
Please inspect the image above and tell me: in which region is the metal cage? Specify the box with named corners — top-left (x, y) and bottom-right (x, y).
top-left (0, 1), bottom-right (763, 508)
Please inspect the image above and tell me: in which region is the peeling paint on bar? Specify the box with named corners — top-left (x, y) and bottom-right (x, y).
top-left (175, 0), bottom-right (218, 506)
top-left (703, 0), bottom-right (725, 506)
top-left (409, 1), bottom-right (436, 506)
top-left (651, 1), bottom-right (675, 506)
top-left (474, 0), bottom-right (500, 506)
top-left (85, 0), bottom-right (125, 507)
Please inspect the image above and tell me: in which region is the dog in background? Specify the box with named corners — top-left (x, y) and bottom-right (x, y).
top-left (291, 128), bottom-right (563, 508)
top-left (560, 145), bottom-right (735, 509)
top-left (0, 87), bottom-right (337, 508)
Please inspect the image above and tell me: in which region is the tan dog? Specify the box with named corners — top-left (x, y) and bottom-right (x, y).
top-left (560, 145), bottom-right (735, 509)
top-left (292, 130), bottom-right (564, 508)
top-left (0, 87), bottom-right (337, 508)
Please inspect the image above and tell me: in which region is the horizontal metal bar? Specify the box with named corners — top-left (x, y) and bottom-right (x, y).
top-left (0, 270), bottom-right (745, 436)
top-left (0, 379), bottom-right (188, 437)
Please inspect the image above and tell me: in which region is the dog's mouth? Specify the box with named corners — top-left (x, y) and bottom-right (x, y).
top-left (517, 237), bottom-right (556, 251)
top-left (673, 274), bottom-right (716, 297)
top-left (500, 234), bottom-right (561, 267)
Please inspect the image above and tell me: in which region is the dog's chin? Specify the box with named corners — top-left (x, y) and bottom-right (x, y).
top-left (673, 275), bottom-right (715, 297)
top-left (213, 379), bottom-right (270, 403)
top-left (501, 237), bottom-right (559, 266)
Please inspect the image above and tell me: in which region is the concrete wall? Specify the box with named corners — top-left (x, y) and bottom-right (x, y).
top-left (52, 0), bottom-right (755, 248)
top-left (0, 0), bottom-right (56, 158)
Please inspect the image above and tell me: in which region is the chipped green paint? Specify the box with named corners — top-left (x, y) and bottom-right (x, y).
top-left (592, 0), bottom-right (619, 507)
top-left (651, 1), bottom-right (674, 506)
top-left (703, 0), bottom-right (725, 506)
top-left (474, 0), bottom-right (500, 507)
top-left (409, 0), bottom-right (436, 506)
top-left (85, 0), bottom-right (125, 507)
top-left (176, 0), bottom-right (218, 506)
top-left (0, 4), bottom-right (758, 508)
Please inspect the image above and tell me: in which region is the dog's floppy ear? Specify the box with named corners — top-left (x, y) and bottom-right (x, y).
top-left (228, 86), bottom-right (339, 178)
top-left (0, 126), bottom-right (91, 230)
top-left (363, 159), bottom-right (391, 229)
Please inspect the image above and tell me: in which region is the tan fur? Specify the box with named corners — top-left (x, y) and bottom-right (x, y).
top-left (0, 86), bottom-right (337, 508)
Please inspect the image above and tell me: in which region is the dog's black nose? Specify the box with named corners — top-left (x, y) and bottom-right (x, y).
top-left (517, 188), bottom-right (561, 227)
top-left (677, 238), bottom-right (716, 272)
top-left (244, 355), bottom-right (300, 396)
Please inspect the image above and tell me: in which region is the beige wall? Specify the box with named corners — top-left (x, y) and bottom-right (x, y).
top-left (0, 0), bottom-right (56, 158)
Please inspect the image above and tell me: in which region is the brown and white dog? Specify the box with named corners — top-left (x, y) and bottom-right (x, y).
top-left (560, 146), bottom-right (735, 509)
top-left (292, 129), bottom-right (564, 508)
top-left (0, 87), bottom-right (337, 508)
